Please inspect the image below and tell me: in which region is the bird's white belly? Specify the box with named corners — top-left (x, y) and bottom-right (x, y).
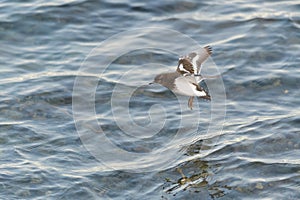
top-left (173, 77), bottom-right (206, 97)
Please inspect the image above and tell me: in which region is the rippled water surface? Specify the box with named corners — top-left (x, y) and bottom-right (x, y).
top-left (1, 0), bottom-right (300, 199)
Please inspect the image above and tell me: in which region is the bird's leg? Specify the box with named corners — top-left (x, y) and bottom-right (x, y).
top-left (188, 96), bottom-right (194, 110)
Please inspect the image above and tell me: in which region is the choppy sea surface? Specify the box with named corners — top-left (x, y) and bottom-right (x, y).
top-left (1, 0), bottom-right (299, 199)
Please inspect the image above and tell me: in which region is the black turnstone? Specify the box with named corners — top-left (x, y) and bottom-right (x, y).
top-left (153, 46), bottom-right (213, 109)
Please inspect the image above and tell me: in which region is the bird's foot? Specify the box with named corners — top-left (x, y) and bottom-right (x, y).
top-left (188, 96), bottom-right (194, 110)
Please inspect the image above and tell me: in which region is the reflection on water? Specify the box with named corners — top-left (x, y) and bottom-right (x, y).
top-left (163, 160), bottom-right (232, 199)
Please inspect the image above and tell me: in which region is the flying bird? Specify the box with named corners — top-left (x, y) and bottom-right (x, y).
top-left (153, 46), bottom-right (213, 109)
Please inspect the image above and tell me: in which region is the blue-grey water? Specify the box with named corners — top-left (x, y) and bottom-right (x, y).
top-left (1, 0), bottom-right (299, 199)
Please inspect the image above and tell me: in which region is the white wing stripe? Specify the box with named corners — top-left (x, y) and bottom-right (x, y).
top-left (178, 63), bottom-right (189, 73)
top-left (192, 54), bottom-right (199, 75)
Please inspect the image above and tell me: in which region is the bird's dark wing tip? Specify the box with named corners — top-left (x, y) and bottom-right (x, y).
top-left (204, 45), bottom-right (212, 55)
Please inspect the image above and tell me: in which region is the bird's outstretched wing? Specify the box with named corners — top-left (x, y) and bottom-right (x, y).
top-left (176, 46), bottom-right (212, 76)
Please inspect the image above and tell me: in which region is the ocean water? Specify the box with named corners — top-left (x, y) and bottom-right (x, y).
top-left (0, 0), bottom-right (299, 199)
